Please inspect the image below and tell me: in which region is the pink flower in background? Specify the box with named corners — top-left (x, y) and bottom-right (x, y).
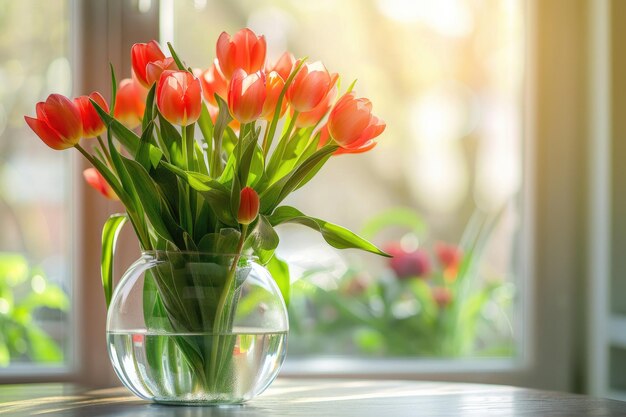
top-left (385, 243), bottom-right (431, 280)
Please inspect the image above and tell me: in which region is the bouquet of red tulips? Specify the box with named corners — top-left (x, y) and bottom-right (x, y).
top-left (24, 28), bottom-right (387, 312)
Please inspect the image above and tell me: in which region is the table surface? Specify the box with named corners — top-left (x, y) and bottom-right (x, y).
top-left (1, 379), bottom-right (626, 417)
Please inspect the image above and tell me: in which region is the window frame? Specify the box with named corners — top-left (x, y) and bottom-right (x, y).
top-left (2, 0), bottom-right (597, 390)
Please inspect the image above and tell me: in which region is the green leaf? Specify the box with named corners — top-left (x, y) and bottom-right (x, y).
top-left (210, 95), bottom-right (233, 177)
top-left (92, 99), bottom-right (163, 167)
top-left (260, 145), bottom-right (339, 214)
top-left (266, 126), bottom-right (313, 181)
top-left (268, 206), bottom-right (389, 257)
top-left (167, 42), bottom-right (187, 71)
top-left (136, 120), bottom-right (155, 170)
top-left (238, 126), bottom-right (260, 187)
top-left (266, 254), bottom-right (290, 307)
top-left (121, 157), bottom-right (181, 245)
top-left (158, 111), bottom-right (183, 165)
top-left (109, 63), bottom-right (117, 116)
top-left (161, 162), bottom-right (236, 226)
top-left (101, 213), bottom-right (128, 307)
top-left (246, 215), bottom-right (279, 264)
top-left (230, 174), bottom-right (241, 223)
top-left (142, 83), bottom-right (157, 130)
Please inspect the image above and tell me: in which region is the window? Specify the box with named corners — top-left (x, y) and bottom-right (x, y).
top-left (3, 0), bottom-right (600, 391)
top-left (163, 0), bottom-right (525, 372)
top-left (0, 0), bottom-right (72, 374)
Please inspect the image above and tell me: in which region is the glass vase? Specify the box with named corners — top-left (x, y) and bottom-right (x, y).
top-left (106, 251), bottom-right (289, 405)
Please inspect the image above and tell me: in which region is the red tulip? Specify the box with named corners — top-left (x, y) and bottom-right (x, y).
top-left (24, 94), bottom-right (83, 150)
top-left (287, 61), bottom-right (337, 113)
top-left (317, 123), bottom-right (375, 155)
top-left (156, 70), bottom-right (202, 126)
top-left (114, 78), bottom-right (147, 129)
top-left (327, 92), bottom-right (385, 154)
top-left (145, 57), bottom-right (177, 86)
top-left (83, 168), bottom-right (118, 200)
top-left (237, 186), bottom-right (260, 225)
top-left (74, 92), bottom-right (108, 138)
top-left (131, 40), bottom-right (166, 87)
top-left (200, 60), bottom-right (228, 106)
top-left (267, 51), bottom-right (295, 81)
top-left (228, 69), bottom-right (266, 124)
top-left (261, 71), bottom-right (286, 121)
top-left (216, 28), bottom-right (266, 80)
top-left (295, 84), bottom-right (337, 128)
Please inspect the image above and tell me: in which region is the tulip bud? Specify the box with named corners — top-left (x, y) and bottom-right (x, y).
top-left (216, 28), bottom-right (267, 80)
top-left (156, 70), bottom-right (202, 126)
top-left (327, 92), bottom-right (385, 154)
top-left (114, 78), bottom-right (147, 129)
top-left (24, 94), bottom-right (83, 150)
top-left (228, 69), bottom-right (266, 123)
top-left (131, 40), bottom-right (166, 87)
top-left (74, 92), bottom-right (108, 138)
top-left (238, 186), bottom-right (260, 225)
top-left (83, 168), bottom-right (118, 200)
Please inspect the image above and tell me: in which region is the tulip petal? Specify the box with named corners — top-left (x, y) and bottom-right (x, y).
top-left (40, 94), bottom-right (82, 140)
top-left (24, 116), bottom-right (68, 150)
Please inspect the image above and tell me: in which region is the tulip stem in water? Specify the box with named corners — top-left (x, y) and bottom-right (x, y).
top-left (209, 224), bottom-right (248, 388)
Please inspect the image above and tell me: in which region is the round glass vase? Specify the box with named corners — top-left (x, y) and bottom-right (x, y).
top-left (106, 251), bottom-right (289, 405)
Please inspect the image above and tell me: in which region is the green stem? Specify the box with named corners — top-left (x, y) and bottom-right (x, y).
top-left (211, 134), bottom-right (223, 178)
top-left (209, 224), bottom-right (248, 387)
top-left (75, 143), bottom-right (98, 167)
top-left (261, 120), bottom-right (271, 154)
top-left (181, 126), bottom-right (194, 238)
top-left (97, 135), bottom-right (113, 166)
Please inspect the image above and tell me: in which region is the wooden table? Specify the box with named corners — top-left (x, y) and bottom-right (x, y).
top-left (1, 379), bottom-right (625, 416)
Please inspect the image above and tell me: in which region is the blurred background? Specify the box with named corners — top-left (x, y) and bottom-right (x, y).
top-left (0, 0), bottom-right (623, 399)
